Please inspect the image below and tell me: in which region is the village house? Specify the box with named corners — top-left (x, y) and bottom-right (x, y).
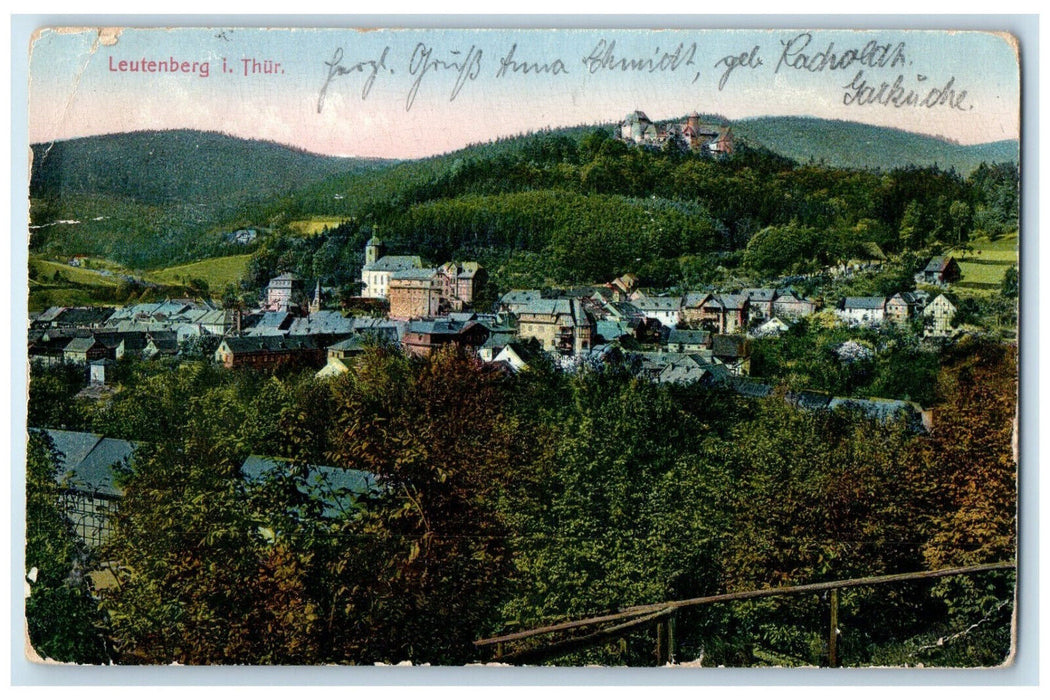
top-left (607, 273), bottom-right (639, 301)
top-left (771, 290), bottom-right (817, 318)
top-left (632, 296), bottom-right (684, 328)
top-left (197, 308), bottom-right (241, 336)
top-left (28, 332), bottom-right (77, 366)
top-left (143, 332), bottom-right (179, 359)
top-left (712, 334), bottom-right (752, 376)
top-left (498, 289), bottom-right (545, 315)
top-left (916, 255), bottom-right (962, 286)
top-left (594, 320), bottom-right (635, 344)
top-left (514, 298), bottom-right (596, 356)
top-left (33, 428), bottom-right (377, 550)
top-left (36, 428), bottom-right (135, 549)
top-left (631, 350), bottom-right (729, 386)
top-left (657, 356), bottom-right (731, 386)
top-left (666, 328), bottom-right (712, 353)
top-left (741, 288), bottom-right (777, 321)
top-left (840, 297), bottom-right (886, 325)
top-left (923, 293), bottom-right (958, 335)
top-left (388, 268), bottom-right (443, 320)
top-left (884, 291), bottom-right (926, 323)
top-left (33, 306), bottom-right (115, 330)
top-left (438, 261), bottom-right (485, 307)
top-left (490, 342), bottom-right (544, 374)
top-left (682, 293), bottom-right (750, 334)
top-left (401, 318), bottom-right (490, 357)
top-left (93, 330), bottom-right (150, 360)
top-left (62, 336), bottom-right (111, 364)
top-left (285, 310), bottom-right (356, 338)
top-left (326, 336), bottom-right (367, 362)
top-left (315, 336), bottom-right (369, 378)
top-left (214, 335), bottom-right (324, 370)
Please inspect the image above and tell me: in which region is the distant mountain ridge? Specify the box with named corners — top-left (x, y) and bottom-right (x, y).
top-left (733, 116), bottom-right (1017, 173)
top-left (30, 129), bottom-right (386, 209)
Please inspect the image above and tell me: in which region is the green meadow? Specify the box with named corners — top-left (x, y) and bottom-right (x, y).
top-left (951, 232), bottom-right (1018, 293)
top-left (288, 217), bottom-right (346, 237)
top-left (28, 253), bottom-right (252, 312)
top-left (148, 254), bottom-right (253, 290)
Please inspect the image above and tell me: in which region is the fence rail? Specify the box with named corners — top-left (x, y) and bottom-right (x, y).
top-left (475, 561), bottom-right (1015, 666)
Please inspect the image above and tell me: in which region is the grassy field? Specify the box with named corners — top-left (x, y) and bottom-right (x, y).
top-left (951, 233), bottom-right (1018, 293)
top-left (148, 254), bottom-right (252, 291)
top-left (28, 253), bottom-right (251, 312)
top-left (29, 258), bottom-right (121, 288)
top-left (28, 286), bottom-right (103, 311)
top-left (288, 217), bottom-right (346, 236)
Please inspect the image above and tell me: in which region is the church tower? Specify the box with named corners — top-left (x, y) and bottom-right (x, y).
top-left (310, 280), bottom-right (322, 314)
top-left (365, 234), bottom-right (383, 266)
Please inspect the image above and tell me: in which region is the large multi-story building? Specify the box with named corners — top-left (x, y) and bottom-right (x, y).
top-left (265, 273), bottom-right (305, 312)
top-left (360, 238), bottom-right (484, 316)
top-left (388, 269), bottom-right (443, 320)
top-left (515, 298), bottom-right (596, 356)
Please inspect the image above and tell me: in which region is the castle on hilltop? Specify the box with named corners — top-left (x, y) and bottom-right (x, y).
top-left (619, 110), bottom-right (734, 155)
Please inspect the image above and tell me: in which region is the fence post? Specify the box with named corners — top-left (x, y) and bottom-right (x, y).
top-left (655, 620), bottom-right (667, 666)
top-left (828, 587), bottom-right (839, 668)
top-left (667, 611), bottom-right (677, 665)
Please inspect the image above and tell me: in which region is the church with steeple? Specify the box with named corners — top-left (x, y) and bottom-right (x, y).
top-left (360, 233), bottom-right (424, 299)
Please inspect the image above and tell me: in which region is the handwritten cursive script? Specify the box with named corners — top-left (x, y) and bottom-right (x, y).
top-left (775, 32), bottom-right (907, 74)
top-left (317, 46), bottom-right (391, 113)
top-left (581, 39), bottom-right (698, 78)
top-left (715, 45), bottom-right (763, 91)
top-left (406, 43), bottom-right (483, 112)
top-left (496, 43), bottom-right (569, 78)
top-left (842, 71), bottom-right (972, 110)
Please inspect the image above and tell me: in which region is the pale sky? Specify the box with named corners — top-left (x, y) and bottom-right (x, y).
top-left (28, 27), bottom-right (1020, 158)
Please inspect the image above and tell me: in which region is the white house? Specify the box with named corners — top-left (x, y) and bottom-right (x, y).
top-left (839, 297), bottom-right (886, 325)
top-left (632, 296), bottom-right (683, 328)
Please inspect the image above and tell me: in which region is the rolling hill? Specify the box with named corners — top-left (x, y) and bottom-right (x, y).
top-left (734, 116), bottom-right (1018, 173)
top-left (30, 129), bottom-right (386, 207)
top-left (28, 130), bottom-right (389, 268)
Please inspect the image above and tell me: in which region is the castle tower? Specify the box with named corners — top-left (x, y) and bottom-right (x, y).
top-left (365, 235), bottom-right (383, 266)
top-left (687, 111), bottom-right (700, 131)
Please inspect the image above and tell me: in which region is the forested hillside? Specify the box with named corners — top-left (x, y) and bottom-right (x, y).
top-left (734, 116), bottom-right (1018, 173)
top-left (28, 130), bottom-right (386, 268)
top-left (27, 120), bottom-right (1019, 283)
top-left (245, 128), bottom-right (1018, 297)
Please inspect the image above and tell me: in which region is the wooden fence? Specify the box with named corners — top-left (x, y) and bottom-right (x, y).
top-left (474, 562), bottom-right (1016, 666)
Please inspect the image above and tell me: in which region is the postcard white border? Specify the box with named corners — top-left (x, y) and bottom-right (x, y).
top-left (6, 12), bottom-right (1040, 691)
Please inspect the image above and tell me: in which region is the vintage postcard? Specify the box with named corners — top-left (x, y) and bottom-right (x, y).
top-left (23, 24), bottom-right (1020, 670)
